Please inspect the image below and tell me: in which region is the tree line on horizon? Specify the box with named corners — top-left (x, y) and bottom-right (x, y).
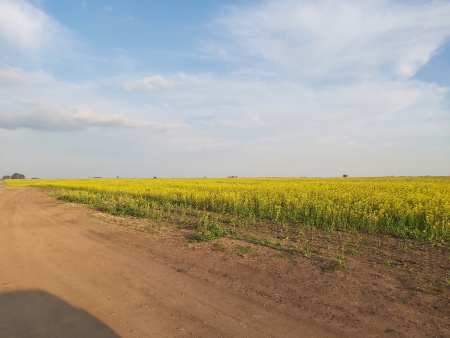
top-left (2, 173), bottom-right (26, 180)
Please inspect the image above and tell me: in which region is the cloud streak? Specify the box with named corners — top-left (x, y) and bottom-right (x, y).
top-left (123, 73), bottom-right (202, 92)
top-left (0, 100), bottom-right (188, 132)
top-left (124, 75), bottom-right (173, 92)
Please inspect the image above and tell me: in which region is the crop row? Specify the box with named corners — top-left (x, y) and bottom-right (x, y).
top-left (7, 177), bottom-right (450, 242)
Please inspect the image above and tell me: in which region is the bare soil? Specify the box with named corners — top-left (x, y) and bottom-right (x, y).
top-left (0, 184), bottom-right (448, 337)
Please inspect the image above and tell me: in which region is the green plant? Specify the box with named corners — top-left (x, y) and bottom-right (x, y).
top-left (336, 254), bottom-right (346, 267)
top-left (302, 246), bottom-right (311, 258)
top-left (382, 259), bottom-right (393, 267)
top-left (288, 245), bottom-right (298, 255)
top-left (322, 258), bottom-right (346, 273)
top-left (191, 215), bottom-right (233, 241)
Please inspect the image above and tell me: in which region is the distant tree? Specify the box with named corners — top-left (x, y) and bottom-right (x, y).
top-left (343, 174), bottom-right (348, 178)
top-left (2, 175), bottom-right (11, 180)
top-left (11, 173), bottom-right (25, 179)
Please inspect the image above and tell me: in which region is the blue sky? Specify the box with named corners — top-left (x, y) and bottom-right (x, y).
top-left (1, 0), bottom-right (449, 178)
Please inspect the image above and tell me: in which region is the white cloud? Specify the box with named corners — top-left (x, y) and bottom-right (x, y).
top-left (0, 67), bottom-right (24, 82)
top-left (177, 73), bottom-right (201, 85)
top-left (218, 0), bottom-right (450, 79)
top-left (0, 67), bottom-right (188, 132)
top-left (124, 75), bottom-right (173, 92)
top-left (137, 72), bottom-right (450, 154)
top-left (121, 73), bottom-right (201, 92)
top-left (0, 0), bottom-right (73, 56)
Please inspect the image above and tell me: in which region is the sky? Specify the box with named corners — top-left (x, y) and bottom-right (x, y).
top-left (0, 0), bottom-right (449, 178)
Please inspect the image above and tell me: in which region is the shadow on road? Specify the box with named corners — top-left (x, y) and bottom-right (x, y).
top-left (0, 289), bottom-right (119, 338)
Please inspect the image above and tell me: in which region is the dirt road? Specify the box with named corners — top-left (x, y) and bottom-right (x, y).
top-left (0, 185), bottom-right (335, 337)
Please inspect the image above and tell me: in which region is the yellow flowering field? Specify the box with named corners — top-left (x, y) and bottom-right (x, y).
top-left (6, 177), bottom-right (450, 242)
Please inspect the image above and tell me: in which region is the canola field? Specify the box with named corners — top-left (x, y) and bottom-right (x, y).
top-left (6, 177), bottom-right (450, 242)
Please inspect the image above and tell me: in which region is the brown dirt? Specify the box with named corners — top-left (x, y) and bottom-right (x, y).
top-left (0, 184), bottom-right (449, 337)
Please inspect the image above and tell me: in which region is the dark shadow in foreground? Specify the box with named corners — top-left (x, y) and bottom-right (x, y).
top-left (0, 289), bottom-right (119, 338)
